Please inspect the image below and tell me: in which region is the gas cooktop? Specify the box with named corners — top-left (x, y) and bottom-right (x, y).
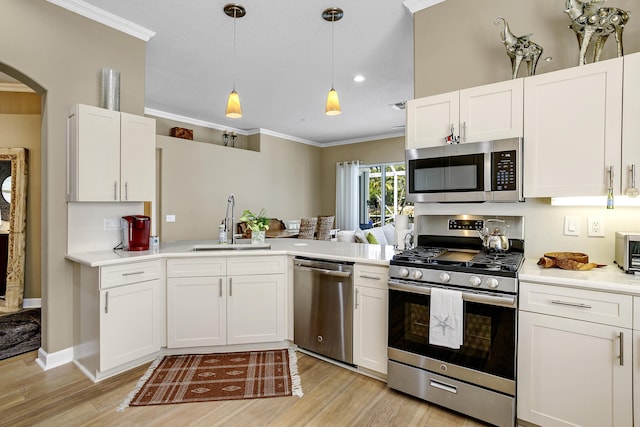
top-left (391, 246), bottom-right (524, 277)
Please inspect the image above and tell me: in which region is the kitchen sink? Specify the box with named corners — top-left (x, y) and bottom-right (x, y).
top-left (191, 243), bottom-right (271, 251)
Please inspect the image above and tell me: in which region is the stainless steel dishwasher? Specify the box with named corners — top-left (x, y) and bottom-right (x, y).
top-left (293, 256), bottom-right (354, 364)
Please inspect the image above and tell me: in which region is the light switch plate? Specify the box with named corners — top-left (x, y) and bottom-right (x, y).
top-left (563, 216), bottom-right (580, 236)
top-left (166, 214), bottom-right (176, 223)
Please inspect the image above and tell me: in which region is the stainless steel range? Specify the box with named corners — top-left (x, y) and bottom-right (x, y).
top-left (387, 215), bottom-right (524, 427)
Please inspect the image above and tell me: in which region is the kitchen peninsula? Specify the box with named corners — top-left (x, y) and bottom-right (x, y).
top-left (66, 238), bottom-right (393, 382)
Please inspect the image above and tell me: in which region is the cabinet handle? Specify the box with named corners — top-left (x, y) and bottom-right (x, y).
top-left (359, 274), bottom-right (381, 280)
top-left (124, 182), bottom-right (128, 200)
top-left (114, 181), bottom-right (118, 201)
top-left (355, 288), bottom-right (360, 309)
top-left (105, 291), bottom-right (109, 314)
top-left (462, 121), bottom-right (467, 142)
top-left (229, 278), bottom-right (232, 297)
top-left (219, 278), bottom-right (222, 298)
top-left (122, 271), bottom-right (145, 276)
top-left (619, 332), bottom-right (624, 366)
top-left (550, 300), bottom-right (592, 309)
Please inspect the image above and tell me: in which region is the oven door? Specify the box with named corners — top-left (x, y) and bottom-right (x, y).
top-left (406, 141), bottom-right (491, 203)
top-left (388, 280), bottom-right (516, 395)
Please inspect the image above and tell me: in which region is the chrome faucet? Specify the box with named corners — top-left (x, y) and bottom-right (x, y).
top-left (225, 194), bottom-right (236, 244)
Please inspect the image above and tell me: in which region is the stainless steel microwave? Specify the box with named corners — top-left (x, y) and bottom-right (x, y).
top-left (406, 138), bottom-right (523, 203)
top-left (614, 232), bottom-right (640, 273)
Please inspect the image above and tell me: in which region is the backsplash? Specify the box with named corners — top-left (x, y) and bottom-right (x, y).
top-left (413, 198), bottom-right (640, 265)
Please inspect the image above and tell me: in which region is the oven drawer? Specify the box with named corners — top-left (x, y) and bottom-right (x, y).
top-left (388, 360), bottom-right (515, 427)
top-left (519, 282), bottom-right (633, 328)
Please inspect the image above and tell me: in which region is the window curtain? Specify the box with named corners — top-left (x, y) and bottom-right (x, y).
top-left (335, 161), bottom-right (361, 231)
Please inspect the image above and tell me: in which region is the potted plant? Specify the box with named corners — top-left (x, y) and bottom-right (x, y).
top-left (239, 209), bottom-right (270, 244)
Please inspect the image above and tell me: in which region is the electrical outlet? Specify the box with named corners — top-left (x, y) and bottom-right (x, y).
top-left (563, 216), bottom-right (580, 236)
top-left (166, 214), bottom-right (176, 223)
top-left (587, 216), bottom-right (605, 237)
top-left (103, 218), bottom-right (121, 231)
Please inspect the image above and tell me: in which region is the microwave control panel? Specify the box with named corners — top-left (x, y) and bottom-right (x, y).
top-left (492, 150), bottom-right (517, 191)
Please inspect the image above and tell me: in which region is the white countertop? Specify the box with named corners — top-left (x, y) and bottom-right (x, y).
top-left (65, 238), bottom-right (396, 268)
top-left (520, 258), bottom-right (640, 296)
top-left (67, 241), bottom-right (640, 296)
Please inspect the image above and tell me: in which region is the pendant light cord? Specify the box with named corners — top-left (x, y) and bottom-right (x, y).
top-left (232, 8), bottom-right (237, 91)
top-left (330, 16), bottom-right (335, 89)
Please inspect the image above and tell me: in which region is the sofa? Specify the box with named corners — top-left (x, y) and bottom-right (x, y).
top-left (336, 223), bottom-right (396, 246)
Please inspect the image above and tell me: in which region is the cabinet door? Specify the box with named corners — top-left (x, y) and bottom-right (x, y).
top-left (524, 58), bottom-right (623, 197)
top-left (100, 279), bottom-right (164, 371)
top-left (622, 52), bottom-right (640, 195)
top-left (353, 285), bottom-right (387, 374)
top-left (120, 112), bottom-right (156, 202)
top-left (69, 104), bottom-right (120, 201)
top-left (226, 274), bottom-right (284, 345)
top-left (459, 79), bottom-right (523, 143)
top-left (406, 91), bottom-right (459, 149)
top-left (167, 276), bottom-right (226, 348)
top-left (517, 311), bottom-right (632, 427)
top-left (635, 330), bottom-right (640, 427)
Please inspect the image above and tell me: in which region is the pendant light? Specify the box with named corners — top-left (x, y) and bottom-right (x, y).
top-left (224, 3), bottom-right (246, 119)
top-left (323, 7), bottom-right (343, 116)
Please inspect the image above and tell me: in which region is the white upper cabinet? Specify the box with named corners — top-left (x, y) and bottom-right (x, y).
top-left (406, 79), bottom-right (523, 149)
top-left (622, 52), bottom-right (640, 195)
top-left (523, 58), bottom-right (623, 198)
top-left (67, 104), bottom-right (156, 202)
top-left (120, 112), bottom-right (156, 201)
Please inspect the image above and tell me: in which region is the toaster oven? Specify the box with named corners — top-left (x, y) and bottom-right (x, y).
top-left (614, 232), bottom-right (640, 273)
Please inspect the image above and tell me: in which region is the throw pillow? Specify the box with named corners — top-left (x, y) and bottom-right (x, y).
top-left (381, 223), bottom-right (395, 245)
top-left (354, 228), bottom-right (368, 243)
top-left (366, 232), bottom-right (379, 244)
top-left (368, 227), bottom-right (389, 245)
top-left (337, 230), bottom-right (356, 243)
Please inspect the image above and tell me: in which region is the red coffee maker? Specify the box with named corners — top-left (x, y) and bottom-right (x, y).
top-left (121, 215), bottom-right (150, 251)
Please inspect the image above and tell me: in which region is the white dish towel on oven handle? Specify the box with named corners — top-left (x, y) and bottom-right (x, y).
top-left (429, 287), bottom-right (464, 349)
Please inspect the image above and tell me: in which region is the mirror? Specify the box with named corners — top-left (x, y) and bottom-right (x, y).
top-left (0, 148), bottom-right (28, 313)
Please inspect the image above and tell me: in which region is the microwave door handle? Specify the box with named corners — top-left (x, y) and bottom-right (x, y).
top-left (484, 152), bottom-right (492, 195)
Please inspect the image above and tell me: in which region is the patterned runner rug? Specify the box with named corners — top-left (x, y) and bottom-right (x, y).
top-left (117, 348), bottom-right (302, 411)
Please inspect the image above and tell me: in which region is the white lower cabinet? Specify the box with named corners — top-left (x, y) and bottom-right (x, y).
top-left (353, 263), bottom-right (388, 375)
top-left (167, 256), bottom-right (285, 349)
top-left (518, 282), bottom-right (633, 427)
top-left (167, 276), bottom-right (226, 347)
top-left (73, 259), bottom-right (165, 381)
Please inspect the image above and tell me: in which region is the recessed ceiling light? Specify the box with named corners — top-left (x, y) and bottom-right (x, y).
top-left (353, 75), bottom-right (366, 82)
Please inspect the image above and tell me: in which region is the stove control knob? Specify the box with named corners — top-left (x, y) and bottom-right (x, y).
top-left (469, 276), bottom-right (482, 287)
top-left (438, 272), bottom-right (451, 283)
top-left (413, 270), bottom-right (423, 280)
top-left (486, 278), bottom-right (499, 289)
top-left (399, 268), bottom-right (409, 278)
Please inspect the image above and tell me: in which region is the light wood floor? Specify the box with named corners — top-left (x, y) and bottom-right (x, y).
top-left (0, 350), bottom-right (488, 427)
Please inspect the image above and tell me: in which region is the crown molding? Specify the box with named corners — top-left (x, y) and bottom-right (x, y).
top-left (46, 0), bottom-right (155, 41)
top-left (402, 0), bottom-right (446, 14)
top-left (144, 108), bottom-right (404, 148)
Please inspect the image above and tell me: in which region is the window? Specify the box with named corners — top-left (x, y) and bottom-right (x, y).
top-left (359, 162), bottom-right (413, 227)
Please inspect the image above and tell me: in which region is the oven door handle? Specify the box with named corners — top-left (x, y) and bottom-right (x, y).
top-left (388, 280), bottom-right (517, 308)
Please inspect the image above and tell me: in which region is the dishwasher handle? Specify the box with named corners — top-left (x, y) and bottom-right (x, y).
top-left (295, 265), bottom-right (352, 278)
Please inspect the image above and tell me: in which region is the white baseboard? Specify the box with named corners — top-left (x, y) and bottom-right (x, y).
top-left (23, 298), bottom-right (41, 308)
top-left (36, 346), bottom-right (73, 371)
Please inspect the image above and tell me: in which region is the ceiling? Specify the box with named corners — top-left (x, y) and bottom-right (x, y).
top-left (76, 0), bottom-right (415, 145)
